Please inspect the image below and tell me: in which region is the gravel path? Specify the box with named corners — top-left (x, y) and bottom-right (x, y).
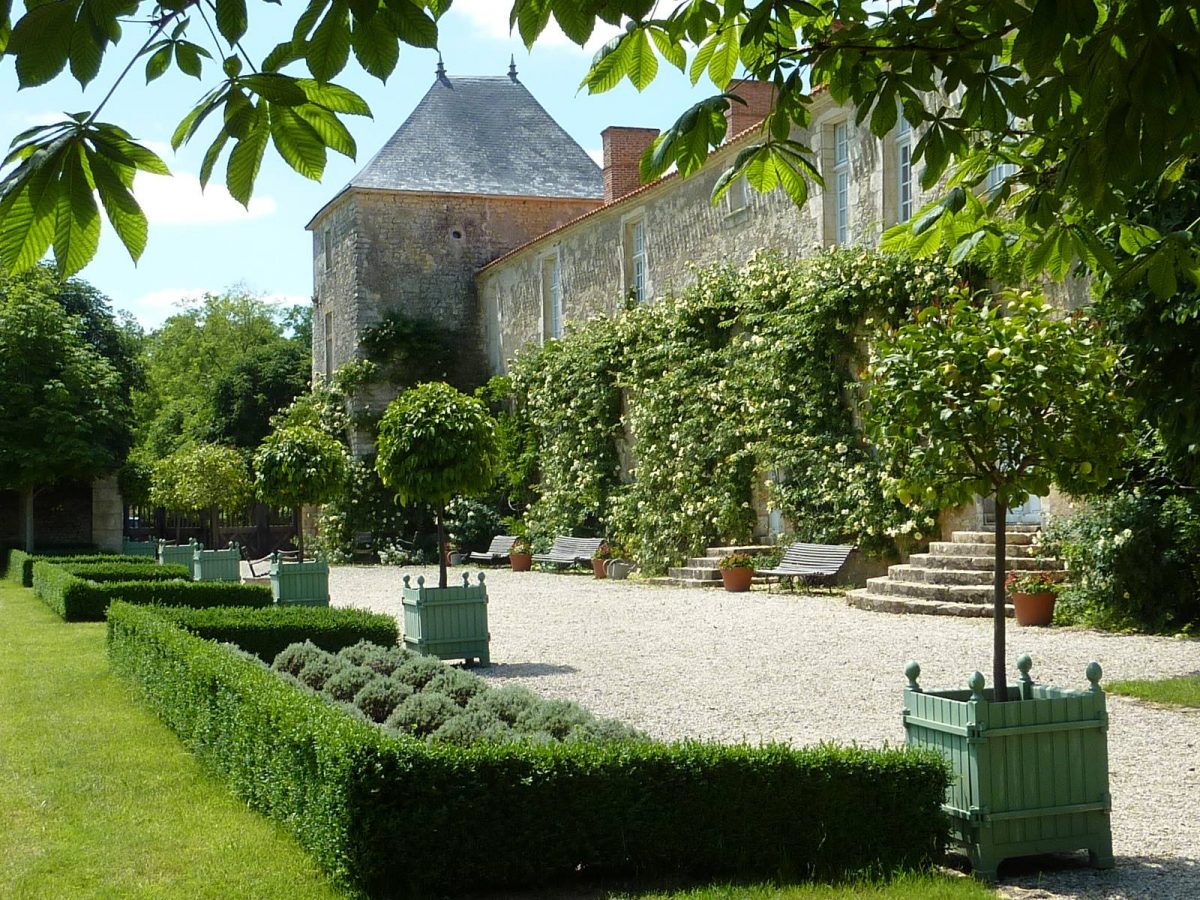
top-left (331, 566), bottom-right (1200, 900)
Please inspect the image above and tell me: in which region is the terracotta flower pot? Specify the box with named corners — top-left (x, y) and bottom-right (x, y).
top-left (592, 558), bottom-right (608, 579)
top-left (510, 552), bottom-right (532, 572)
top-left (1012, 590), bottom-right (1057, 626)
top-left (720, 567), bottom-right (754, 592)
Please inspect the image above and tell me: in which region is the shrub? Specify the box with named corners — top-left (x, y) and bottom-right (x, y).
top-left (338, 639), bottom-right (392, 666)
top-left (296, 654), bottom-right (342, 691)
top-left (391, 654), bottom-right (447, 691)
top-left (58, 561), bottom-right (191, 582)
top-left (422, 667), bottom-right (486, 706)
top-left (465, 684), bottom-right (540, 726)
top-left (148, 605), bottom-right (399, 661)
top-left (385, 691), bottom-right (460, 738)
top-left (30, 560), bottom-right (272, 621)
top-left (360, 644), bottom-right (412, 676)
top-left (323, 666), bottom-right (378, 703)
top-left (429, 709), bottom-right (518, 747)
top-left (272, 640), bottom-right (326, 677)
top-left (1041, 491), bottom-right (1200, 632)
top-left (353, 677), bottom-right (414, 723)
top-left (107, 601), bottom-right (950, 898)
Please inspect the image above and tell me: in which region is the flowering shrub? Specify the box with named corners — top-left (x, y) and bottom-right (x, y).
top-left (443, 496), bottom-right (504, 553)
top-left (501, 249), bottom-right (955, 574)
top-left (1041, 491), bottom-right (1200, 632)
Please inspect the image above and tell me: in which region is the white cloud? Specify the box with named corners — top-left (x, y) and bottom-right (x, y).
top-left (449, 0), bottom-right (621, 52)
top-left (586, 146), bottom-right (604, 167)
top-left (133, 170), bottom-right (277, 226)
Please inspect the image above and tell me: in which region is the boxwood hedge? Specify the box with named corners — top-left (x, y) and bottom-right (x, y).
top-left (32, 560), bottom-right (271, 622)
top-left (149, 606), bottom-right (399, 661)
top-left (57, 561), bottom-right (191, 583)
top-left (6, 550), bottom-right (134, 587)
top-left (107, 601), bottom-right (951, 897)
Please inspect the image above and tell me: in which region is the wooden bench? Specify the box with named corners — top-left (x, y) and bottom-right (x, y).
top-left (351, 531), bottom-right (375, 562)
top-left (757, 542), bottom-right (855, 592)
top-left (466, 535), bottom-right (518, 565)
top-left (532, 536), bottom-right (605, 568)
top-left (243, 547), bottom-right (301, 579)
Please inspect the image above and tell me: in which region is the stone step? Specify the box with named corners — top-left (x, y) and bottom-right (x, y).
top-left (650, 575), bottom-right (772, 589)
top-left (907, 553), bottom-right (1063, 571)
top-left (846, 589), bottom-right (1013, 618)
top-left (685, 557), bottom-right (721, 570)
top-left (705, 544), bottom-right (775, 558)
top-left (929, 541), bottom-right (1038, 559)
top-left (952, 530), bottom-right (1036, 545)
top-left (866, 576), bottom-right (994, 604)
top-left (888, 564), bottom-right (993, 586)
top-left (667, 566), bottom-right (721, 581)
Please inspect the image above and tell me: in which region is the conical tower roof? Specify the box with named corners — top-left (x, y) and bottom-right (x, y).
top-left (348, 71), bottom-right (603, 199)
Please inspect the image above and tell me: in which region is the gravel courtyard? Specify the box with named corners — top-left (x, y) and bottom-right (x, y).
top-left (331, 566), bottom-right (1199, 900)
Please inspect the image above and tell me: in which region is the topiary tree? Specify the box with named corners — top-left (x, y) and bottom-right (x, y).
top-left (375, 382), bottom-right (498, 588)
top-left (253, 424), bottom-right (348, 558)
top-left (866, 290), bottom-right (1131, 700)
top-left (151, 443), bottom-right (253, 548)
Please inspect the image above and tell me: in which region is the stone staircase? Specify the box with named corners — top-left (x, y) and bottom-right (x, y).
top-left (651, 545), bottom-right (776, 588)
top-left (847, 525), bottom-right (1062, 618)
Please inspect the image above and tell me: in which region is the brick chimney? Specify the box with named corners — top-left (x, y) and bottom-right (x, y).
top-left (601, 126), bottom-right (659, 202)
top-left (725, 79), bottom-right (777, 138)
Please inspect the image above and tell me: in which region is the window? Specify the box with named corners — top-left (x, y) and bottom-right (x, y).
top-left (625, 218), bottom-right (648, 303)
top-left (986, 161), bottom-right (1017, 196)
top-left (323, 312), bottom-right (333, 381)
top-left (834, 122), bottom-right (850, 244)
top-left (725, 174), bottom-right (748, 214)
top-left (896, 115), bottom-right (914, 223)
top-left (541, 254), bottom-right (563, 340)
top-left (323, 227), bottom-right (333, 270)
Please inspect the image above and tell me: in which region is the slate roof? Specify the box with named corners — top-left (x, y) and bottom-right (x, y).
top-left (346, 73), bottom-right (604, 199)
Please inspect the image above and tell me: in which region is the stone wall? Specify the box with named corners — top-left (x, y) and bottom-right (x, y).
top-left (310, 189), bottom-right (600, 454)
top-left (478, 93), bottom-right (943, 374)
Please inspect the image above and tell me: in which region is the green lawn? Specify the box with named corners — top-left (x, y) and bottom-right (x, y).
top-left (0, 579), bottom-right (990, 899)
top-left (0, 580), bottom-right (346, 899)
top-left (1109, 673), bottom-right (1200, 707)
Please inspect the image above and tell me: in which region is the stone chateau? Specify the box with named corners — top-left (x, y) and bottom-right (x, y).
top-left (308, 63), bottom-right (1054, 539)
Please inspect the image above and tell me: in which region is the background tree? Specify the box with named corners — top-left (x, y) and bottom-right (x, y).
top-left (134, 289), bottom-right (310, 460)
top-left (375, 382), bottom-right (497, 588)
top-left (253, 425), bottom-right (348, 558)
top-left (0, 290), bottom-right (131, 551)
top-left (151, 443), bottom-right (253, 548)
top-left (866, 290), bottom-right (1130, 699)
top-left (3, 2), bottom-right (1198, 296)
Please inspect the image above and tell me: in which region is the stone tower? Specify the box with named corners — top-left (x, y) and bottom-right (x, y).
top-left (307, 63), bottom-right (604, 453)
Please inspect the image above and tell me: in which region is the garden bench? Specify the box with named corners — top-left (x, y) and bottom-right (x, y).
top-left (466, 535), bottom-right (518, 565)
top-left (532, 536), bottom-right (605, 568)
top-left (352, 531), bottom-right (375, 562)
top-left (758, 542), bottom-right (856, 593)
top-left (243, 546), bottom-right (301, 579)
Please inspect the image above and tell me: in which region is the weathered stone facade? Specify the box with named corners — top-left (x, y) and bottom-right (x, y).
top-left (478, 92), bottom-right (944, 373)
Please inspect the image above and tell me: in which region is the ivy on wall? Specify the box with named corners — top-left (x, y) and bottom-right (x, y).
top-left (500, 249), bottom-right (961, 574)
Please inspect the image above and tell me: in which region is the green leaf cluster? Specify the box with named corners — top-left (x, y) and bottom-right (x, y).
top-left (151, 443), bottom-right (253, 516)
top-left (375, 381), bottom-right (498, 508)
top-left (254, 424), bottom-right (348, 512)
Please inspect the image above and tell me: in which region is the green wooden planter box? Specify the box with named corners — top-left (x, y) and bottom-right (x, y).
top-left (159, 540), bottom-right (200, 578)
top-left (902, 656), bottom-right (1113, 881)
top-left (270, 556), bottom-right (330, 606)
top-left (193, 543), bottom-right (241, 582)
top-left (122, 538), bottom-right (157, 558)
top-left (401, 572), bottom-right (490, 666)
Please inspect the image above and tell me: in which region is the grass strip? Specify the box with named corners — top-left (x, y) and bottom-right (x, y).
top-left (1108, 674), bottom-right (1200, 708)
top-left (0, 580), bottom-right (344, 899)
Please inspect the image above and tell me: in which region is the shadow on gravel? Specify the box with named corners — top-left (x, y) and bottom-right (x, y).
top-left (955, 850), bottom-right (1200, 898)
top-left (480, 662), bottom-right (579, 678)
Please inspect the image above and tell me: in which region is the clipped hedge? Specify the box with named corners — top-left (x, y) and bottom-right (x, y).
top-left (107, 602), bottom-right (950, 897)
top-left (32, 561), bottom-right (271, 622)
top-left (57, 561), bottom-right (191, 583)
top-left (6, 551), bottom-right (129, 587)
top-left (150, 606), bottom-right (399, 661)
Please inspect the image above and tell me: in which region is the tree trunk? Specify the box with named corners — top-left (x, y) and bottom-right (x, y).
top-left (210, 506), bottom-right (219, 548)
top-left (175, 510), bottom-right (181, 543)
top-left (993, 495), bottom-right (1008, 702)
top-left (21, 486), bottom-right (34, 553)
top-left (436, 502), bottom-right (448, 589)
top-left (295, 506), bottom-right (304, 559)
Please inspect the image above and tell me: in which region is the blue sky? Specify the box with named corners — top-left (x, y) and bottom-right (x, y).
top-left (0, 3), bottom-right (710, 329)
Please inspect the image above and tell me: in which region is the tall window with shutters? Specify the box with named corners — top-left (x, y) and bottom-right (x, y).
top-left (834, 122), bottom-right (850, 244)
top-left (541, 253), bottom-right (563, 340)
top-left (624, 218), bottom-right (648, 303)
top-left (896, 115), bottom-right (915, 223)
